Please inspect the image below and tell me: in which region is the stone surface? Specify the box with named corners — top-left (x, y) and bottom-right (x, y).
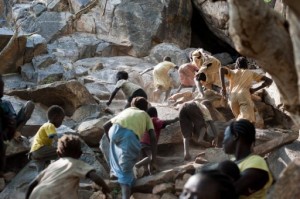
top-left (7, 80), bottom-right (97, 116)
top-left (130, 193), bottom-right (160, 199)
top-left (77, 116), bottom-right (110, 146)
top-left (152, 183), bottom-right (174, 195)
top-left (268, 158), bottom-right (300, 199)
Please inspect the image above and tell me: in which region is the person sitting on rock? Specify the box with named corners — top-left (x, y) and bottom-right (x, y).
top-left (177, 51), bottom-right (199, 93)
top-left (106, 70), bottom-right (148, 109)
top-left (103, 97), bottom-right (156, 199)
top-left (180, 169), bottom-right (238, 199)
top-left (26, 134), bottom-right (110, 199)
top-left (220, 57), bottom-right (273, 123)
top-left (0, 74), bottom-right (34, 191)
top-left (140, 56), bottom-right (179, 102)
top-left (135, 106), bottom-right (179, 175)
top-left (223, 119), bottom-right (273, 198)
top-left (29, 105), bottom-right (65, 172)
top-left (179, 99), bottom-right (219, 160)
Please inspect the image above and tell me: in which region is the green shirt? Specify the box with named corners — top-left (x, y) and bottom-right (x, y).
top-left (111, 107), bottom-right (154, 139)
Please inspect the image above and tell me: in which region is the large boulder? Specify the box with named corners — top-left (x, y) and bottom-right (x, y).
top-left (268, 158), bottom-right (300, 199)
top-left (77, 116), bottom-right (110, 146)
top-left (109, 0), bottom-right (192, 57)
top-left (18, 11), bottom-right (72, 42)
top-left (192, 0), bottom-right (232, 46)
top-left (6, 80), bottom-right (97, 116)
top-left (0, 28), bottom-right (27, 74)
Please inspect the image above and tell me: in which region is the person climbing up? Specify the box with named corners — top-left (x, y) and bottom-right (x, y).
top-left (29, 105), bottom-right (65, 172)
top-left (135, 106), bottom-right (179, 175)
top-left (26, 134), bottom-right (110, 199)
top-left (106, 70), bottom-right (147, 109)
top-left (103, 97), bottom-right (156, 199)
top-left (223, 119), bottom-right (273, 198)
top-left (177, 51), bottom-right (199, 93)
top-left (180, 169), bottom-right (238, 199)
top-left (179, 99), bottom-right (220, 161)
top-left (0, 74), bottom-right (34, 190)
top-left (192, 49), bottom-right (222, 97)
top-left (140, 56), bottom-right (179, 102)
top-left (220, 57), bottom-right (273, 123)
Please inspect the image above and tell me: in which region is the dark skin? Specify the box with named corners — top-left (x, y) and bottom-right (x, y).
top-left (223, 127), bottom-right (269, 196)
top-left (106, 87), bottom-right (121, 106)
top-left (26, 149), bottom-right (110, 199)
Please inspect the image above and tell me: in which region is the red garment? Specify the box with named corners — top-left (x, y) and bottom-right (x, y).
top-left (178, 63), bottom-right (198, 86)
top-left (140, 117), bottom-right (164, 145)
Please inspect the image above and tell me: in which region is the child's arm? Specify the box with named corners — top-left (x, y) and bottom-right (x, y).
top-left (106, 87), bottom-right (121, 106)
top-left (162, 117), bottom-right (179, 129)
top-left (103, 120), bottom-right (112, 142)
top-left (25, 178), bottom-right (39, 199)
top-left (86, 170), bottom-right (110, 194)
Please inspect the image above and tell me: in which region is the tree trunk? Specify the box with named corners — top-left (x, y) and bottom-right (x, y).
top-left (228, 0), bottom-right (300, 127)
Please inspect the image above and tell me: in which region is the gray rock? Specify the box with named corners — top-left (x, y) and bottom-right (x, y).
top-left (193, 0), bottom-right (232, 46)
top-left (47, 0), bottom-right (69, 12)
top-left (21, 63), bottom-right (37, 82)
top-left (12, 4), bottom-right (31, 21)
top-left (31, 3), bottom-right (47, 17)
top-left (37, 63), bottom-right (64, 84)
top-left (110, 0), bottom-right (192, 57)
top-left (7, 80), bottom-right (97, 116)
top-left (20, 11), bottom-right (72, 42)
top-left (77, 116), bottom-right (110, 146)
top-left (146, 43), bottom-right (190, 66)
top-left (32, 54), bottom-right (57, 70)
top-left (69, 0), bottom-right (92, 13)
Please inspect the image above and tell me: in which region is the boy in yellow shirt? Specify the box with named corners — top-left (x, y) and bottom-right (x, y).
top-left (29, 105), bottom-right (65, 172)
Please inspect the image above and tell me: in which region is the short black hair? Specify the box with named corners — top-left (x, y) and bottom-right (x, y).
top-left (116, 71), bottom-right (129, 81)
top-left (217, 160), bottom-right (241, 182)
top-left (57, 134), bottom-right (82, 158)
top-left (230, 119), bottom-right (256, 145)
top-left (47, 105), bottom-right (65, 121)
top-left (199, 169), bottom-right (238, 199)
top-left (131, 97), bottom-right (148, 111)
top-left (236, 57), bottom-right (248, 69)
top-left (163, 56), bottom-right (171, 62)
top-left (147, 107), bottom-right (158, 117)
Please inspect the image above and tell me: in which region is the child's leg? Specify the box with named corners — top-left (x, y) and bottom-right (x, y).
top-left (183, 137), bottom-right (191, 161)
top-left (31, 146), bottom-right (58, 171)
top-left (121, 184), bottom-right (131, 199)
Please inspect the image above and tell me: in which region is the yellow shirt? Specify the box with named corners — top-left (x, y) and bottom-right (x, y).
top-left (30, 123), bottom-right (57, 152)
top-left (238, 155), bottom-right (273, 199)
top-left (110, 107), bottom-right (154, 139)
top-left (227, 69), bottom-right (263, 93)
top-left (153, 61), bottom-right (176, 91)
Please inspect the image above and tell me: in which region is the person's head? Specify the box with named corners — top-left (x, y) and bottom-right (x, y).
top-left (147, 106), bottom-right (158, 118)
top-left (57, 134), bottom-right (82, 158)
top-left (235, 57), bottom-right (248, 69)
top-left (163, 56), bottom-right (171, 62)
top-left (47, 105), bottom-right (65, 128)
top-left (223, 119), bottom-right (256, 155)
top-left (180, 170), bottom-right (238, 199)
top-left (0, 74), bottom-right (4, 98)
top-left (116, 71), bottom-right (129, 82)
top-left (217, 160), bottom-right (241, 182)
top-left (131, 97), bottom-right (149, 112)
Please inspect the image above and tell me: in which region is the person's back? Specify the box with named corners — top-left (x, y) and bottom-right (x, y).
top-left (26, 134), bottom-right (110, 199)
